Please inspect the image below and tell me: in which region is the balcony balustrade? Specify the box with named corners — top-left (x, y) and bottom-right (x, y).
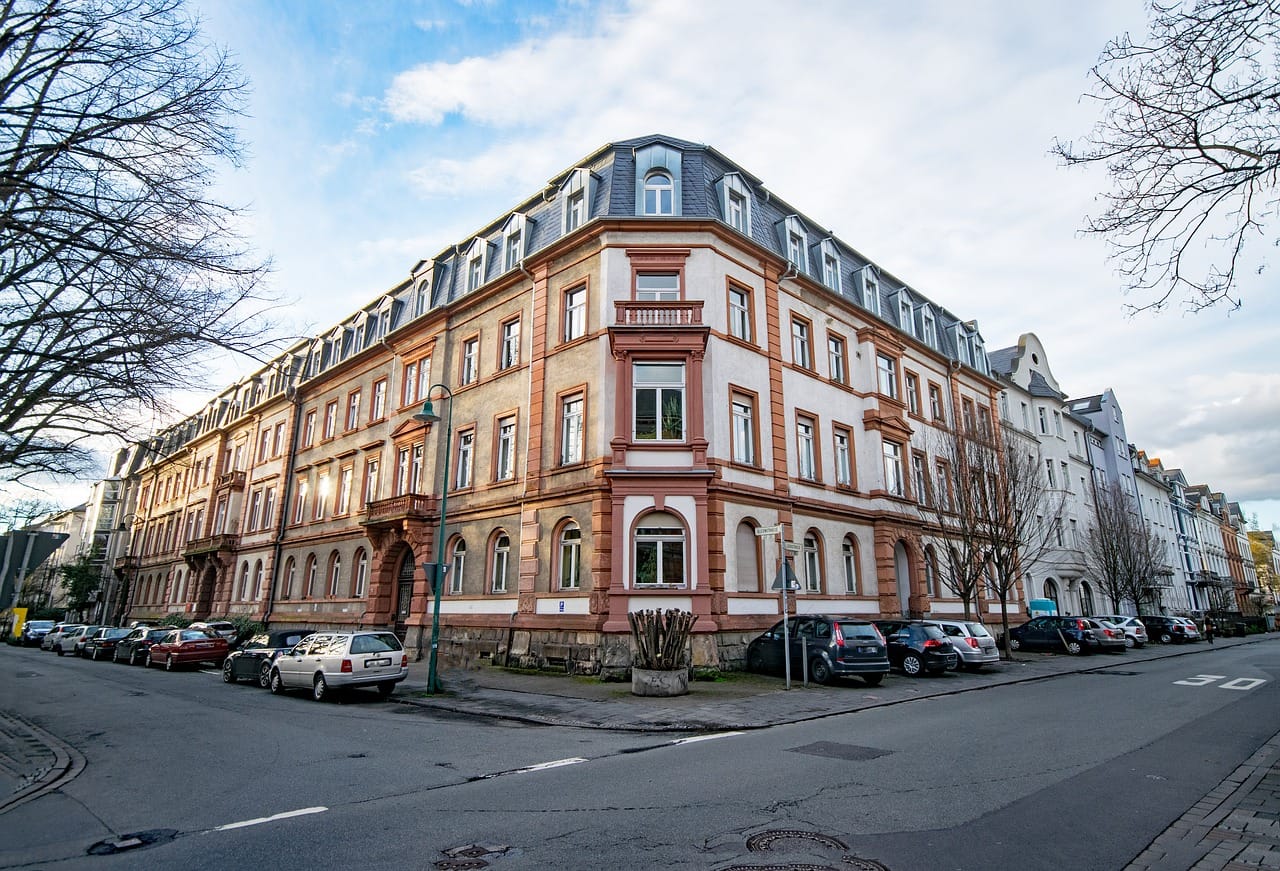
top-left (183, 533), bottom-right (240, 558)
top-left (362, 493), bottom-right (436, 525)
top-left (614, 300), bottom-right (703, 327)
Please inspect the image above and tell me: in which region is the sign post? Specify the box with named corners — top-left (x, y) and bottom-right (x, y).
top-left (772, 540), bottom-right (802, 689)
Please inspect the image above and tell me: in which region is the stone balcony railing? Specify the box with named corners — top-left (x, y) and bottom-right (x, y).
top-left (183, 533), bottom-right (240, 558)
top-left (362, 493), bottom-right (436, 525)
top-left (215, 470), bottom-right (247, 491)
top-left (614, 300), bottom-right (704, 327)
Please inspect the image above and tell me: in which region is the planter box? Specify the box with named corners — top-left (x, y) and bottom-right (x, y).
top-left (631, 667), bottom-right (689, 697)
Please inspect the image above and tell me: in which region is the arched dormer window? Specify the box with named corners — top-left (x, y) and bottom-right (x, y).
top-left (634, 143), bottom-right (682, 217)
top-left (642, 170), bottom-right (674, 216)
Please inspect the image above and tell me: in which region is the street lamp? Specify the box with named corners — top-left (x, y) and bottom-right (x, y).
top-left (412, 384), bottom-right (453, 695)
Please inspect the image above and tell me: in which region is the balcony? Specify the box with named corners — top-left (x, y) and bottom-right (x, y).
top-left (614, 300), bottom-right (703, 327)
top-left (113, 556), bottom-right (139, 573)
top-left (361, 494), bottom-right (436, 526)
top-left (184, 534), bottom-right (240, 558)
top-left (215, 470), bottom-right (247, 491)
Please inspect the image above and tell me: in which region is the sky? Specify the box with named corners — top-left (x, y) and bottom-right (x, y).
top-left (12, 0), bottom-right (1280, 533)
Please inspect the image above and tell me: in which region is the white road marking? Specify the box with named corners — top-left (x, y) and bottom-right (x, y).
top-left (213, 806), bottom-right (328, 832)
top-left (477, 757), bottom-right (589, 779)
top-left (1174, 674), bottom-right (1226, 686)
top-left (670, 731), bottom-right (744, 746)
top-left (1219, 678), bottom-right (1267, 691)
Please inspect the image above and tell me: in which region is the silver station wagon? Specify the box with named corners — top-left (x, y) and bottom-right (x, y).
top-left (268, 630), bottom-right (408, 701)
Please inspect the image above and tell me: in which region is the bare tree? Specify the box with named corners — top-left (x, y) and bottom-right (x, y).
top-left (1055, 0), bottom-right (1280, 312)
top-left (929, 418), bottom-right (1065, 656)
top-left (0, 0), bottom-right (275, 482)
top-left (1083, 481), bottom-right (1177, 614)
top-left (0, 496), bottom-right (64, 532)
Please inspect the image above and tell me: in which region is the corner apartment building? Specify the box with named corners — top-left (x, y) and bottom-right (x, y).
top-left (117, 134), bottom-right (1009, 672)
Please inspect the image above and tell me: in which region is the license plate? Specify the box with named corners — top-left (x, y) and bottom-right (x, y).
top-left (364, 657), bottom-right (392, 668)
top-left (858, 646), bottom-right (879, 654)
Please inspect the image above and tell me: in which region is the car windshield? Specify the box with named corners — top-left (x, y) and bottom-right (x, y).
top-left (964, 623), bottom-right (991, 637)
top-left (105, 628), bottom-right (129, 638)
top-left (837, 622), bottom-right (879, 640)
top-left (350, 633), bottom-right (402, 654)
top-left (146, 630), bottom-right (169, 640)
top-left (180, 630), bottom-right (214, 641)
top-left (28, 621), bottom-right (55, 630)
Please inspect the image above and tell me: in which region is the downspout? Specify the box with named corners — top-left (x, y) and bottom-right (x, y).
top-left (262, 385), bottom-right (305, 627)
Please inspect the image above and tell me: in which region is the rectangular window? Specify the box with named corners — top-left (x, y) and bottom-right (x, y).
top-left (262, 488), bottom-right (275, 529)
top-left (560, 393), bottom-right (584, 465)
top-left (345, 391), bottom-right (361, 431)
top-left (834, 427), bottom-right (852, 487)
top-left (395, 446), bottom-right (411, 496)
top-left (500, 319), bottom-right (520, 369)
top-left (633, 362), bottom-right (684, 441)
top-left (496, 416), bottom-right (516, 480)
top-left (371, 380), bottom-right (387, 420)
top-left (403, 360), bottom-right (418, 406)
top-left (1020, 402), bottom-right (1030, 430)
top-left (273, 422), bottom-right (285, 457)
top-left (634, 525), bottom-right (686, 586)
top-left (314, 472), bottom-right (328, 520)
top-left (962, 398), bottom-right (976, 432)
top-left (257, 429), bottom-right (270, 464)
top-left (455, 430), bottom-right (475, 489)
top-left (1061, 462), bottom-right (1071, 490)
top-left (635, 272), bottom-right (680, 301)
top-left (731, 393), bottom-right (755, 466)
top-left (323, 401), bottom-right (338, 440)
top-left (827, 335), bottom-right (846, 384)
top-left (564, 286), bottom-right (586, 342)
top-left (883, 441), bottom-right (904, 496)
top-left (929, 384), bottom-right (944, 421)
top-left (566, 191), bottom-right (585, 231)
top-left (409, 443), bottom-right (423, 494)
top-left (302, 411), bottom-right (316, 447)
top-left (1038, 406), bottom-right (1048, 434)
top-left (791, 317), bottom-right (812, 368)
top-left (727, 190), bottom-right (747, 233)
top-left (728, 285), bottom-right (752, 341)
top-left (876, 354), bottom-right (898, 399)
top-left (905, 372), bottom-right (920, 416)
top-left (796, 416), bottom-right (817, 481)
top-left (1053, 410), bottom-right (1063, 436)
top-left (491, 538), bottom-right (510, 593)
top-left (788, 231), bottom-right (805, 265)
top-left (248, 489), bottom-right (263, 532)
top-left (912, 452), bottom-right (929, 504)
top-left (468, 256), bottom-right (483, 292)
top-left (936, 460), bottom-right (952, 510)
top-left (823, 252), bottom-right (839, 288)
top-left (461, 338), bottom-right (479, 385)
top-left (922, 311), bottom-right (936, 347)
top-left (1046, 459), bottom-right (1057, 488)
top-left (363, 458), bottom-right (379, 506)
top-left (336, 466), bottom-right (353, 515)
top-left (505, 230), bottom-right (521, 271)
top-left (293, 480), bottom-right (307, 524)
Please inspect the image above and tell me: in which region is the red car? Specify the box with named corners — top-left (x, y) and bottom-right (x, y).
top-left (145, 629), bottom-right (229, 671)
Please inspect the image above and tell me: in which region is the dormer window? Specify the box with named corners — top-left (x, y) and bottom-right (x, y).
top-left (853, 266), bottom-right (881, 315)
top-left (502, 213), bottom-right (527, 272)
top-left (780, 216), bottom-right (809, 272)
top-left (566, 191), bottom-right (585, 230)
top-left (819, 239), bottom-right (841, 291)
top-left (922, 309), bottom-right (937, 348)
top-left (643, 170), bottom-right (674, 215)
top-left (561, 167), bottom-right (595, 234)
top-left (715, 172), bottom-right (752, 235)
top-left (894, 291), bottom-right (914, 337)
top-left (464, 238), bottom-right (487, 292)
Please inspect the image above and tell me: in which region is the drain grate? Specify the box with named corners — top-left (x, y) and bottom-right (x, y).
top-left (722, 865), bottom-right (840, 870)
top-left (786, 742), bottom-right (891, 762)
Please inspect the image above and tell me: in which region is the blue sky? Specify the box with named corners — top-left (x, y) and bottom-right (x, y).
top-left (37, 0), bottom-right (1280, 531)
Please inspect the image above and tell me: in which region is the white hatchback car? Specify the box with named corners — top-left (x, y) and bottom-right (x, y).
top-left (268, 631), bottom-right (408, 701)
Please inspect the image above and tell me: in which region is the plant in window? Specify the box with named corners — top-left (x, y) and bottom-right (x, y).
top-left (661, 396), bottom-right (683, 440)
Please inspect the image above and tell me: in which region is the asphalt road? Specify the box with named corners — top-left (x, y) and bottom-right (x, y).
top-left (0, 640), bottom-right (1276, 870)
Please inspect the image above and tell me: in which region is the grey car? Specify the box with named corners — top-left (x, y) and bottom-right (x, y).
top-left (931, 620), bottom-right (1000, 671)
top-left (1091, 615), bottom-right (1148, 648)
top-left (746, 615), bottom-right (889, 686)
top-left (269, 631), bottom-right (408, 701)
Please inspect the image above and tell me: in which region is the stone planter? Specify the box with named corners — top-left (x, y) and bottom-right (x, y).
top-left (630, 667), bottom-right (689, 697)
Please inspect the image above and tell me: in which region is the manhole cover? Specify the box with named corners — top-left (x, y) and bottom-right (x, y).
top-left (722, 865), bottom-right (840, 870)
top-left (843, 858), bottom-right (890, 870)
top-left (786, 742), bottom-right (891, 762)
top-left (434, 861), bottom-right (488, 870)
top-left (86, 829), bottom-right (177, 855)
top-left (747, 830), bottom-right (849, 853)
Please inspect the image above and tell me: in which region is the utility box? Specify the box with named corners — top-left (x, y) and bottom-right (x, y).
top-left (1028, 598), bottom-right (1058, 618)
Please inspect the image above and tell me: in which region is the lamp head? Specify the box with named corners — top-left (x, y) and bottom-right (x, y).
top-left (412, 400), bottom-right (441, 425)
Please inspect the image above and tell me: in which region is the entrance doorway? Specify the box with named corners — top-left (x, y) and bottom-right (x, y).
top-left (394, 551), bottom-right (415, 639)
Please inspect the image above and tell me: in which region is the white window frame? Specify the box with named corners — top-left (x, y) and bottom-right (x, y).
top-left (455, 431), bottom-right (474, 490)
top-left (560, 394), bottom-right (584, 465)
top-left (491, 534), bottom-right (510, 593)
top-left (564, 286), bottom-right (587, 342)
top-left (834, 430), bottom-right (851, 486)
top-left (633, 518), bottom-right (686, 586)
top-left (500, 319), bottom-right (520, 369)
top-left (731, 395), bottom-right (755, 465)
top-left (559, 524), bottom-right (582, 590)
top-left (876, 354), bottom-right (898, 399)
top-left (728, 286), bottom-right (752, 341)
top-left (642, 170), bottom-right (675, 216)
top-left (796, 418), bottom-right (816, 481)
top-left (461, 338), bottom-right (479, 385)
top-left (883, 441), bottom-right (904, 496)
top-left (633, 362), bottom-right (685, 442)
top-left (496, 417), bottom-right (516, 481)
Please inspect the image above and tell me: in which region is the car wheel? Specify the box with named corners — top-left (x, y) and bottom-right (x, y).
top-left (269, 670), bottom-right (286, 695)
top-left (1064, 639), bottom-right (1084, 656)
top-left (809, 658), bottom-right (832, 685)
top-left (130, 649), bottom-right (142, 666)
top-left (165, 654), bottom-right (177, 672)
top-left (1008, 637), bottom-right (1021, 651)
top-left (89, 648), bottom-right (99, 661)
top-left (1159, 632), bottom-right (1172, 644)
top-left (222, 659), bottom-right (236, 683)
top-left (312, 674), bottom-right (329, 702)
top-left (55, 646), bottom-right (64, 656)
top-left (1124, 636), bottom-right (1135, 649)
top-left (902, 653), bottom-right (924, 676)
top-left (862, 674), bottom-right (883, 687)
top-left (376, 681), bottom-right (395, 698)
top-left (746, 649), bottom-right (766, 673)
top-left (258, 661), bottom-right (272, 689)
top-left (145, 651), bottom-right (154, 668)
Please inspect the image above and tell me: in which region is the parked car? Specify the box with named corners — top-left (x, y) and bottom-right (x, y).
top-left (190, 621), bottom-right (238, 643)
top-left (113, 627), bottom-right (168, 665)
top-left (1091, 615), bottom-right (1148, 648)
top-left (1006, 616), bottom-right (1109, 655)
top-left (19, 620), bottom-right (56, 647)
top-left (223, 628), bottom-right (316, 687)
top-left (83, 627), bottom-right (131, 661)
top-left (1177, 617), bottom-right (1203, 641)
top-left (745, 615), bottom-right (888, 686)
top-left (71, 625), bottom-right (103, 657)
top-left (931, 620), bottom-right (1000, 671)
top-left (51, 624), bottom-right (90, 656)
top-left (41, 623), bottom-right (82, 651)
top-left (876, 621), bottom-right (958, 676)
top-left (1088, 619), bottom-right (1128, 653)
top-left (269, 630), bottom-right (408, 701)
top-left (1142, 615), bottom-right (1198, 644)
top-left (145, 629), bottom-right (229, 670)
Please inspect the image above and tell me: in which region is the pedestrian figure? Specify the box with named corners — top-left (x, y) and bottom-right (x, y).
top-left (1204, 620), bottom-right (1214, 644)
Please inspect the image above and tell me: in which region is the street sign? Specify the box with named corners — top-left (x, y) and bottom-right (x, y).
top-left (755, 524), bottom-right (783, 537)
top-left (782, 541), bottom-right (802, 554)
top-left (771, 560), bottom-right (801, 591)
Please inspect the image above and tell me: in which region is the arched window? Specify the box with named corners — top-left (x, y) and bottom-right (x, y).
top-left (802, 532), bottom-right (823, 593)
top-left (1081, 581), bottom-right (1095, 616)
top-left (450, 538), bottom-right (466, 594)
top-left (280, 557), bottom-right (295, 600)
top-left (237, 563), bottom-right (250, 601)
top-left (736, 521), bottom-right (761, 593)
top-left (490, 533), bottom-right (510, 593)
top-left (252, 560), bottom-right (264, 600)
top-left (558, 523), bottom-right (582, 590)
top-left (353, 549), bottom-right (368, 598)
top-left (327, 552), bottom-right (342, 597)
top-left (1044, 578), bottom-right (1060, 608)
top-left (894, 540), bottom-right (911, 614)
top-left (303, 555), bottom-right (317, 598)
top-left (842, 536), bottom-right (860, 594)
top-left (924, 546), bottom-right (938, 597)
top-left (634, 511), bottom-right (686, 586)
top-left (643, 170), bottom-right (674, 215)
top-left (171, 569), bottom-right (184, 603)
